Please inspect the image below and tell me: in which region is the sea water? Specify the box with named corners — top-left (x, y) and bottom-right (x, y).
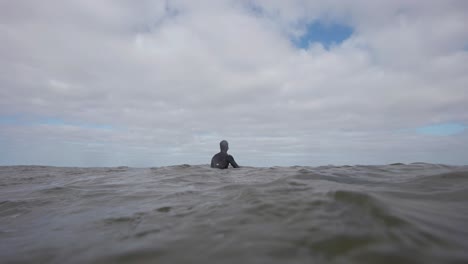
top-left (1, 163), bottom-right (467, 263)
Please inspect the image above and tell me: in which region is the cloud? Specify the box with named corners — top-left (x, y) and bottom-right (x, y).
top-left (1, 0), bottom-right (468, 166)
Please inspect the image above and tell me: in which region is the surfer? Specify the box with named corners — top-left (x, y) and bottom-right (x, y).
top-left (211, 140), bottom-right (239, 169)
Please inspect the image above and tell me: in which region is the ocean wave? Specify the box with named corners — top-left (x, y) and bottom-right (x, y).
top-left (0, 164), bottom-right (467, 263)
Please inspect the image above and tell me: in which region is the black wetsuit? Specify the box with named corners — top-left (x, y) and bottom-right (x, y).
top-left (211, 151), bottom-right (239, 169)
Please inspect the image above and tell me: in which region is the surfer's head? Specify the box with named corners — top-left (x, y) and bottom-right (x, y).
top-left (220, 140), bottom-right (229, 152)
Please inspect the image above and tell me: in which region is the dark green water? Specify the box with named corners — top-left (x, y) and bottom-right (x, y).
top-left (1, 163), bottom-right (467, 263)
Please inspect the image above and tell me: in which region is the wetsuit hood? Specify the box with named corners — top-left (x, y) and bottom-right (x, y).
top-left (220, 140), bottom-right (229, 153)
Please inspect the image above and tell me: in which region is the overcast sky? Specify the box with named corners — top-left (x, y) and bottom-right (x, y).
top-left (1, 0), bottom-right (467, 167)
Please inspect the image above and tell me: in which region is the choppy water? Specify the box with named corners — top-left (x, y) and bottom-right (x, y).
top-left (1, 163), bottom-right (468, 264)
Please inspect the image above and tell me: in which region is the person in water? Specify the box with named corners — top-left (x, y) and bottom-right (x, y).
top-left (211, 140), bottom-right (239, 169)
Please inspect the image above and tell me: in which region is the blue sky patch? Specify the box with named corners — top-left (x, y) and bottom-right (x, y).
top-left (0, 115), bottom-right (23, 125)
top-left (0, 115), bottom-right (112, 130)
top-left (245, 1), bottom-right (263, 16)
top-left (293, 22), bottom-right (353, 50)
top-left (39, 117), bottom-right (67, 126)
top-left (417, 123), bottom-right (466, 136)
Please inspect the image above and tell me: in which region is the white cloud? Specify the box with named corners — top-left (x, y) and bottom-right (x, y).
top-left (1, 0), bottom-right (467, 166)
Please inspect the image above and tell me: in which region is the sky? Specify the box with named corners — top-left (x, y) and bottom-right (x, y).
top-left (1, 0), bottom-right (467, 167)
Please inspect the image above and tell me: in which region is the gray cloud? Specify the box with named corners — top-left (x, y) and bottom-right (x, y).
top-left (1, 0), bottom-right (467, 166)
